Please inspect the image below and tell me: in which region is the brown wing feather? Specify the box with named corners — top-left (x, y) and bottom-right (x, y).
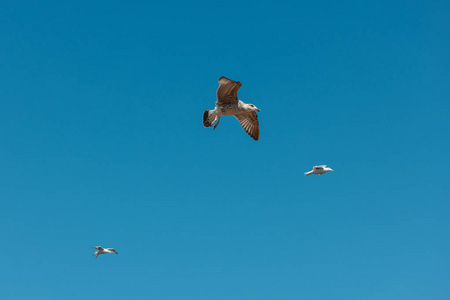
top-left (234, 112), bottom-right (260, 141)
top-left (216, 76), bottom-right (241, 105)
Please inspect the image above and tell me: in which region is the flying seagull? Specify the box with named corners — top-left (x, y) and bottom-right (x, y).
top-left (203, 76), bottom-right (261, 141)
top-left (305, 165), bottom-right (334, 176)
top-left (91, 246), bottom-right (118, 258)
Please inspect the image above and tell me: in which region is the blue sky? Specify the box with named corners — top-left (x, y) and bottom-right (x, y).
top-left (0, 0), bottom-right (449, 299)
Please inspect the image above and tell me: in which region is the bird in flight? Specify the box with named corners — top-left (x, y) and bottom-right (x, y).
top-left (91, 246), bottom-right (118, 258)
top-left (305, 165), bottom-right (334, 176)
top-left (203, 76), bottom-right (261, 141)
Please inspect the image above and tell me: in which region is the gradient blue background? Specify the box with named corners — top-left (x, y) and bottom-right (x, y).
top-left (1, 0), bottom-right (449, 299)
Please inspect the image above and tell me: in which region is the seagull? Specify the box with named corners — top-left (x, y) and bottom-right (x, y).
top-left (203, 76), bottom-right (261, 141)
top-left (305, 165), bottom-right (334, 176)
top-left (91, 246), bottom-right (118, 258)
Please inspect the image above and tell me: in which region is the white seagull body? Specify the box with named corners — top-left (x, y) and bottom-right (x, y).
top-left (91, 246), bottom-right (118, 258)
top-left (305, 165), bottom-right (334, 176)
top-left (203, 76), bottom-right (261, 141)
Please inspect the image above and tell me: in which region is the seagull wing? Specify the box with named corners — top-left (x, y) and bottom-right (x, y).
top-left (92, 246), bottom-right (103, 250)
top-left (106, 248), bottom-right (118, 254)
top-left (234, 112), bottom-right (260, 141)
top-left (216, 76), bottom-right (241, 105)
top-left (313, 165), bottom-right (326, 170)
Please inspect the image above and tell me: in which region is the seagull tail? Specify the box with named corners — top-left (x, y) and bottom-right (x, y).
top-left (304, 171), bottom-right (313, 176)
top-left (203, 110), bottom-right (218, 128)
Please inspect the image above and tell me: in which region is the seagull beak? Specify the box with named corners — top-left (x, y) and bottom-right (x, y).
top-left (330, 169), bottom-right (334, 171)
top-left (256, 108), bottom-right (261, 112)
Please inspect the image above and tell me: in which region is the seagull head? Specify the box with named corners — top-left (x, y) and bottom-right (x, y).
top-left (326, 168), bottom-right (334, 172)
top-left (245, 103), bottom-right (261, 112)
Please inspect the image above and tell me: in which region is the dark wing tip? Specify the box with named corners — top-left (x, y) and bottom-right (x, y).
top-left (218, 76), bottom-right (242, 86)
top-left (251, 130), bottom-right (259, 141)
top-left (248, 126), bottom-right (259, 141)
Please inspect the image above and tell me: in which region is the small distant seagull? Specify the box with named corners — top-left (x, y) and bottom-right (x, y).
top-left (91, 246), bottom-right (118, 258)
top-left (203, 76), bottom-right (261, 141)
top-left (305, 165), bottom-right (334, 176)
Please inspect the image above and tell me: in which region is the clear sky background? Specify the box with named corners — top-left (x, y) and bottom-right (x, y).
top-left (1, 0), bottom-right (449, 299)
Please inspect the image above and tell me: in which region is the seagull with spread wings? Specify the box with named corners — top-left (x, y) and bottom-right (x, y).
top-left (91, 246), bottom-right (118, 258)
top-left (203, 76), bottom-right (261, 141)
top-left (304, 165), bottom-right (334, 176)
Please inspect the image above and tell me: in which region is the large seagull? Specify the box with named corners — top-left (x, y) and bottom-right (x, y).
top-left (203, 76), bottom-right (261, 141)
